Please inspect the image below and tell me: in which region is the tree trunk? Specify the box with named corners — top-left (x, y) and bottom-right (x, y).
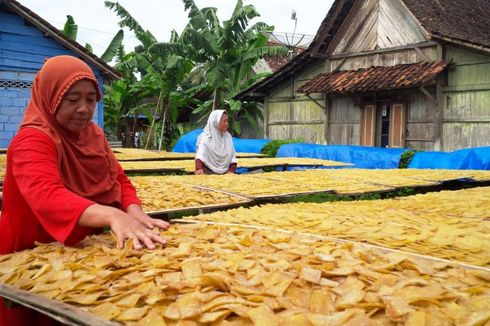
top-left (212, 88), bottom-right (220, 110)
top-left (145, 91), bottom-right (163, 150)
top-left (120, 118), bottom-right (132, 148)
top-left (158, 101), bottom-right (169, 151)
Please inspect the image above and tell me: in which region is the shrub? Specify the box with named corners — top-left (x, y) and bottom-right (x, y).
top-left (260, 139), bottom-right (305, 157)
top-left (399, 150), bottom-right (418, 169)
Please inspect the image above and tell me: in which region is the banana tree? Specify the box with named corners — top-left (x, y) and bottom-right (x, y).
top-left (61, 15), bottom-right (124, 62)
top-left (105, 2), bottom-right (198, 150)
top-left (178, 0), bottom-right (288, 135)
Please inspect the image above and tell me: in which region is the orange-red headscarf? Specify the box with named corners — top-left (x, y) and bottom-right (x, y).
top-left (19, 55), bottom-right (121, 206)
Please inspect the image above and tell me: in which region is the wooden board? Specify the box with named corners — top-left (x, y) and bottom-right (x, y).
top-left (145, 185), bottom-right (253, 216)
top-left (0, 284), bottom-right (117, 326)
top-left (122, 168), bottom-right (186, 175)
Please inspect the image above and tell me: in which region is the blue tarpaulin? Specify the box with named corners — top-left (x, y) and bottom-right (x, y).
top-left (409, 146), bottom-right (490, 170)
top-left (232, 138), bottom-right (271, 154)
top-left (172, 129), bottom-right (270, 154)
top-left (172, 129), bottom-right (203, 153)
top-left (277, 143), bottom-right (406, 169)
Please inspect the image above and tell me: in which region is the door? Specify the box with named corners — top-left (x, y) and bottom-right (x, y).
top-left (388, 103), bottom-right (406, 148)
top-left (379, 103), bottom-right (390, 147)
top-left (360, 104), bottom-right (376, 146)
top-left (361, 102), bottom-right (406, 148)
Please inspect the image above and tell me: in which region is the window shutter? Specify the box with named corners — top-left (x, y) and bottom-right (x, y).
top-left (388, 103), bottom-right (406, 148)
top-left (360, 104), bottom-right (376, 146)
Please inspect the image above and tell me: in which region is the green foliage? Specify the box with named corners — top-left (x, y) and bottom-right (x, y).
top-left (60, 15), bottom-right (123, 62)
top-left (100, 30), bottom-right (125, 62)
top-left (260, 139), bottom-right (305, 157)
top-left (103, 0), bottom-right (288, 148)
top-left (178, 0), bottom-right (288, 135)
top-left (399, 150), bottom-right (418, 169)
top-left (62, 15), bottom-right (77, 41)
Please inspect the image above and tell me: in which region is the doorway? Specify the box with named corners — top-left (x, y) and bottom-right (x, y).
top-left (360, 102), bottom-right (406, 148)
top-left (378, 103), bottom-right (390, 148)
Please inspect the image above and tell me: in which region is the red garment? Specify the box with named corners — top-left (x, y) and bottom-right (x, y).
top-left (0, 128), bottom-right (141, 326)
top-left (19, 55), bottom-right (121, 206)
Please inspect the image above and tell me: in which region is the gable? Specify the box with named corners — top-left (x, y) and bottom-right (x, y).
top-left (332, 0), bottom-right (427, 55)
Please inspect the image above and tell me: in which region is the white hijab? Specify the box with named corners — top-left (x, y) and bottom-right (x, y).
top-left (196, 110), bottom-right (237, 174)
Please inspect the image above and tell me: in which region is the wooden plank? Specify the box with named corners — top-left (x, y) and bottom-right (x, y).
top-left (329, 41), bottom-right (437, 59)
top-left (146, 184), bottom-right (253, 216)
top-left (0, 22), bottom-right (41, 37)
top-left (146, 201), bottom-right (250, 216)
top-left (122, 168), bottom-right (186, 175)
top-left (388, 102), bottom-right (406, 147)
top-left (0, 284), bottom-right (117, 326)
top-left (332, 0), bottom-right (378, 54)
top-left (444, 84), bottom-right (490, 92)
top-left (267, 120), bottom-right (324, 126)
top-left (378, 0), bottom-right (426, 47)
top-left (360, 104), bottom-right (376, 146)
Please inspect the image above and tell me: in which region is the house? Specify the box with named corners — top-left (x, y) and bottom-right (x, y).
top-left (237, 0), bottom-right (490, 151)
top-left (0, 0), bottom-right (120, 148)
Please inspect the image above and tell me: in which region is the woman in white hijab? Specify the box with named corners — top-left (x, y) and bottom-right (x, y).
top-left (195, 110), bottom-right (237, 174)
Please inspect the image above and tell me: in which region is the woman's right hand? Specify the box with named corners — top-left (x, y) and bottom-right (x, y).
top-left (195, 169), bottom-right (204, 175)
top-left (79, 204), bottom-right (166, 250)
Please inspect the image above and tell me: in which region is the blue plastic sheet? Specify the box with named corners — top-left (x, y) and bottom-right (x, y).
top-left (408, 146), bottom-right (490, 170)
top-left (277, 144), bottom-right (406, 169)
top-left (172, 129), bottom-right (270, 154)
top-left (172, 129), bottom-right (203, 153)
top-left (232, 138), bottom-right (271, 154)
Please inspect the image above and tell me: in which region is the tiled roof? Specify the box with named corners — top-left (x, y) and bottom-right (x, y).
top-left (403, 0), bottom-right (490, 49)
top-left (297, 61), bottom-right (448, 94)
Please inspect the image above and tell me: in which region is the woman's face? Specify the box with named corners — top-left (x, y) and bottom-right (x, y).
top-left (55, 80), bottom-right (98, 134)
top-left (218, 113), bottom-right (229, 133)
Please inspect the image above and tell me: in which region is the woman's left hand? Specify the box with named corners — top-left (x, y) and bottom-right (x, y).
top-left (126, 204), bottom-right (170, 230)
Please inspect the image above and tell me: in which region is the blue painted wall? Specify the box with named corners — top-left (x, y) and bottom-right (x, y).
top-left (0, 9), bottom-right (106, 147)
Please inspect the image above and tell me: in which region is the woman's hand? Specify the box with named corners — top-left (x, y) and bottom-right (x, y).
top-left (126, 204), bottom-right (169, 230)
top-left (195, 169), bottom-right (204, 175)
top-left (79, 204), bottom-right (167, 250)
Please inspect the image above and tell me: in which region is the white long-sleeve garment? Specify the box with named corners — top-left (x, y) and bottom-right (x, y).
top-left (195, 110), bottom-right (237, 174)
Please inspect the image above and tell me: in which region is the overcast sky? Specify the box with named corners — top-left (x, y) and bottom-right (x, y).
top-left (18, 0), bottom-right (334, 57)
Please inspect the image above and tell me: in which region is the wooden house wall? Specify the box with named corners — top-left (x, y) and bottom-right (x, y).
top-left (265, 61), bottom-right (327, 143)
top-left (328, 96), bottom-right (361, 145)
top-left (332, 0), bottom-right (426, 55)
top-left (326, 46), bottom-right (439, 149)
top-left (330, 45), bottom-right (437, 71)
top-left (442, 46), bottom-right (490, 151)
top-left (405, 90), bottom-right (438, 151)
top-left (0, 9), bottom-right (105, 147)
top-left (328, 90), bottom-right (438, 150)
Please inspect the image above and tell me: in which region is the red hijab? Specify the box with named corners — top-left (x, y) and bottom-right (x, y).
top-left (19, 55), bottom-right (121, 205)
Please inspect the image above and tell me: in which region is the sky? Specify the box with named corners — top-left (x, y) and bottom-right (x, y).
top-left (18, 0), bottom-right (334, 58)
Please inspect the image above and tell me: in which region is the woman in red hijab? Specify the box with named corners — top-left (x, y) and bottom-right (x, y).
top-left (0, 55), bottom-right (169, 325)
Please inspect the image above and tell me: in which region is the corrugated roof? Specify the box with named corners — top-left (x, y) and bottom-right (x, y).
top-left (297, 61), bottom-right (448, 94)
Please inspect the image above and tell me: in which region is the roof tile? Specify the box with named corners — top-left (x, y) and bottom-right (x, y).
top-left (297, 61), bottom-right (448, 94)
